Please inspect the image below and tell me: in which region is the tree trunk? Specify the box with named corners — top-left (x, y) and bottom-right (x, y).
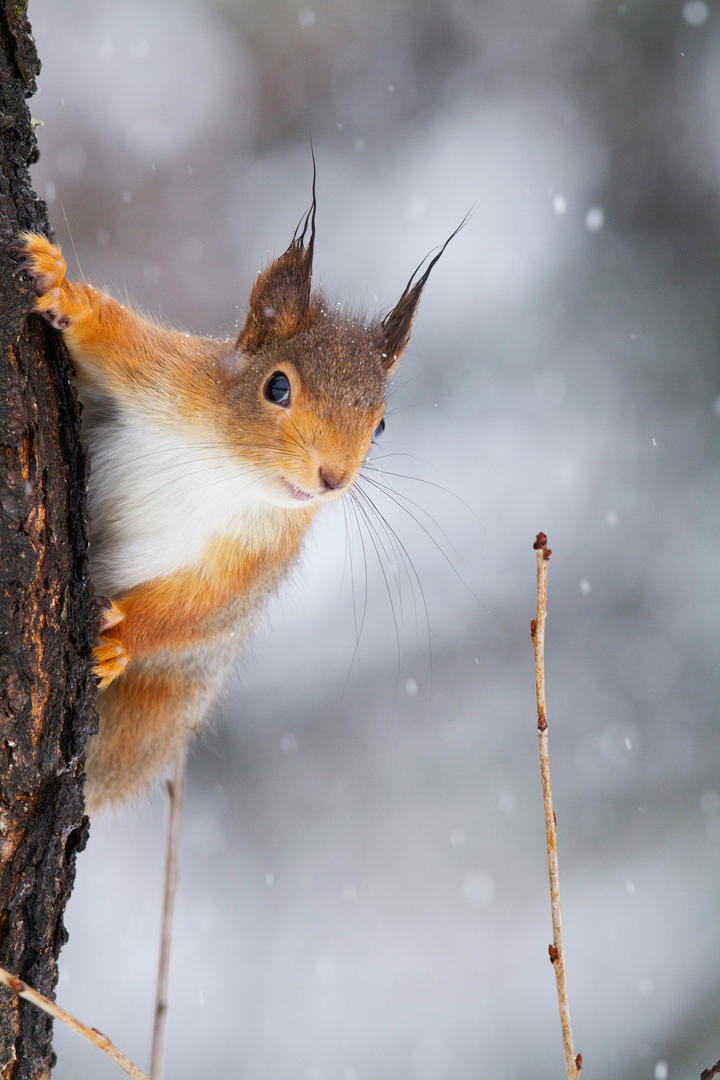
top-left (0, 4), bottom-right (97, 1077)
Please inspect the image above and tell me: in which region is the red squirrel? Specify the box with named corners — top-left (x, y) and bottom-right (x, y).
top-left (16, 197), bottom-right (456, 811)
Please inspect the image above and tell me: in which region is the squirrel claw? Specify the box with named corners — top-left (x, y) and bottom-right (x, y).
top-left (12, 256), bottom-right (33, 278)
top-left (97, 597), bottom-right (125, 633)
top-left (93, 636), bottom-right (130, 690)
top-left (40, 309), bottom-right (71, 331)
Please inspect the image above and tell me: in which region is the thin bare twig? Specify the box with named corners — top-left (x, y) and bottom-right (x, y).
top-left (531, 531), bottom-right (581, 1080)
top-left (150, 739), bottom-right (188, 1080)
top-left (0, 965), bottom-right (149, 1080)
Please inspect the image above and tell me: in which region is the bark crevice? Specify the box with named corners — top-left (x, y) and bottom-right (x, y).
top-left (0, 3), bottom-right (97, 1077)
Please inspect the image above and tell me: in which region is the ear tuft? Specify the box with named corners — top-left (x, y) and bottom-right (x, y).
top-left (237, 159), bottom-right (317, 354)
top-left (378, 213), bottom-right (468, 372)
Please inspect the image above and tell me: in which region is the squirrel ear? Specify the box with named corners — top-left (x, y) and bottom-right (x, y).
top-left (237, 169), bottom-right (317, 354)
top-left (378, 214), bottom-right (468, 373)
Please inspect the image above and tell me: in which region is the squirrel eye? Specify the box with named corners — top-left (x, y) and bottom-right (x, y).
top-left (264, 371), bottom-right (291, 407)
top-left (373, 418), bottom-right (386, 439)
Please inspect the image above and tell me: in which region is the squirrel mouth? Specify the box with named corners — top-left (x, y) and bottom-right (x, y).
top-left (284, 479), bottom-right (314, 502)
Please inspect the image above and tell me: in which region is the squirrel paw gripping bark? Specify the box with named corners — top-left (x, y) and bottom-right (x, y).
top-left (16, 232), bottom-right (76, 330)
top-left (93, 637), bottom-right (130, 690)
top-left (93, 601), bottom-right (129, 690)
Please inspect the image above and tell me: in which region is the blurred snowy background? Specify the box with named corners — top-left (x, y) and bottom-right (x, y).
top-left (27, 0), bottom-right (720, 1077)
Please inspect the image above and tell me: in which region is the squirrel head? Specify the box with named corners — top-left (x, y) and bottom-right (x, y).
top-left (216, 192), bottom-right (461, 511)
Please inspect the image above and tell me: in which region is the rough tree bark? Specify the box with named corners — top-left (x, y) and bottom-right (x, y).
top-left (0, 4), bottom-right (97, 1078)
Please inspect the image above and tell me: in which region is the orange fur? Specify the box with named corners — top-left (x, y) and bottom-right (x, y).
top-left (18, 232), bottom-right (225, 422)
top-left (84, 664), bottom-right (201, 809)
top-left (15, 220), bottom-right (444, 809)
top-left (108, 522), bottom-right (310, 658)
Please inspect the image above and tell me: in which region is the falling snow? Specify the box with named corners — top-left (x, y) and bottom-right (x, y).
top-left (461, 870), bottom-right (495, 906)
top-left (449, 827), bottom-right (467, 848)
top-left (682, 1), bottom-right (709, 27)
top-left (585, 205), bottom-right (605, 232)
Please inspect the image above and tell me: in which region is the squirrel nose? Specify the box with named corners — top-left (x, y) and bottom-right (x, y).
top-left (319, 466), bottom-right (348, 492)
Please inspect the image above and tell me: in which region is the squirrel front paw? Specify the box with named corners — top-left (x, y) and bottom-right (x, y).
top-left (12, 232), bottom-right (73, 331)
top-left (94, 600), bottom-right (130, 689)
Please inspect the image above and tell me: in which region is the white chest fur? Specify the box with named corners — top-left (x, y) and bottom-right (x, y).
top-left (84, 406), bottom-right (283, 596)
